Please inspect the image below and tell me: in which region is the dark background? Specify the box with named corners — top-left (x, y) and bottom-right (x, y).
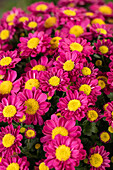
top-left (0, 0), bottom-right (112, 17)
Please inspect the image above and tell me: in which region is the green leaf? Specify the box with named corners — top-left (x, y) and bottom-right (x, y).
top-left (83, 122), bottom-right (98, 136)
top-left (108, 92), bottom-right (113, 101)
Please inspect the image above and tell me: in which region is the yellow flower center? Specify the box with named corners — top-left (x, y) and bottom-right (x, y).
top-left (0, 157), bottom-right (2, 163)
top-left (67, 3), bottom-right (75, 7)
top-left (91, 18), bottom-right (105, 25)
top-left (50, 37), bottom-right (62, 49)
top-left (52, 127), bottom-right (68, 139)
top-left (82, 67), bottom-right (91, 76)
top-left (111, 111), bottom-right (113, 118)
top-left (39, 162), bottom-right (49, 170)
top-left (6, 163), bottom-right (19, 170)
top-left (90, 153), bottom-right (103, 168)
top-left (36, 4), bottom-right (48, 11)
top-left (28, 21), bottom-right (38, 28)
top-left (63, 60), bottom-right (74, 71)
top-left (70, 42), bottom-right (83, 52)
top-left (85, 12), bottom-right (94, 16)
top-left (19, 114), bottom-right (26, 122)
top-left (96, 28), bottom-right (107, 35)
top-left (69, 25), bottom-right (84, 37)
top-left (108, 126), bottom-right (113, 133)
top-left (44, 17), bottom-right (57, 28)
top-left (99, 5), bottom-right (112, 15)
top-left (111, 156), bottom-right (113, 163)
top-left (68, 99), bottom-right (81, 111)
top-left (104, 103), bottom-right (108, 111)
top-left (99, 45), bottom-right (109, 54)
top-left (0, 74), bottom-right (4, 79)
top-left (35, 143), bottom-right (41, 150)
top-left (25, 129), bottom-right (35, 138)
top-left (98, 80), bottom-right (106, 89)
top-left (3, 105), bottom-right (17, 118)
top-left (49, 76), bottom-right (60, 86)
top-left (6, 13), bottom-right (16, 22)
top-left (97, 76), bottom-right (108, 83)
top-left (87, 110), bottom-right (98, 121)
top-left (0, 29), bottom-right (10, 40)
top-left (27, 38), bottom-right (40, 49)
top-left (25, 79), bottom-right (40, 90)
top-left (19, 17), bottom-right (29, 23)
top-left (95, 60), bottom-right (102, 66)
top-left (0, 57), bottom-right (12, 66)
top-left (79, 84), bottom-right (91, 95)
top-left (63, 9), bottom-right (76, 16)
top-left (32, 65), bottom-right (46, 71)
top-left (0, 81), bottom-right (12, 95)
top-left (20, 127), bottom-right (26, 133)
top-left (100, 132), bottom-right (110, 143)
top-left (24, 98), bottom-right (39, 115)
top-left (2, 133), bottom-right (15, 148)
top-left (55, 145), bottom-right (71, 161)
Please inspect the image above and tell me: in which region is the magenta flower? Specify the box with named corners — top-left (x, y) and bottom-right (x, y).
top-left (104, 101), bottom-right (113, 127)
top-left (40, 67), bottom-right (70, 96)
top-left (57, 90), bottom-right (88, 121)
top-left (0, 94), bottom-right (26, 124)
top-left (18, 31), bottom-right (50, 58)
top-left (86, 107), bottom-right (103, 122)
top-left (44, 135), bottom-right (86, 170)
top-left (0, 156), bottom-right (30, 170)
top-left (41, 114), bottom-right (81, 144)
top-left (0, 50), bottom-right (21, 70)
top-left (88, 145), bottom-right (110, 170)
top-left (18, 87), bottom-right (51, 125)
top-left (24, 56), bottom-right (54, 72)
top-left (0, 125), bottom-right (22, 157)
top-left (25, 128), bottom-right (36, 139)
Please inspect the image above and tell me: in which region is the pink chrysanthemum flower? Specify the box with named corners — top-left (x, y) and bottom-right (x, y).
top-left (90, 2), bottom-right (113, 17)
top-left (24, 56), bottom-right (54, 72)
top-left (54, 51), bottom-right (84, 82)
top-left (88, 145), bottom-right (110, 170)
top-left (18, 31), bottom-right (50, 58)
top-left (0, 50), bottom-right (21, 70)
top-left (70, 77), bottom-right (101, 105)
top-left (35, 159), bottom-right (49, 170)
top-left (1, 7), bottom-right (24, 26)
top-left (99, 131), bottom-right (111, 143)
top-left (25, 128), bottom-right (36, 139)
top-left (90, 24), bottom-right (113, 38)
top-left (107, 71), bottom-right (113, 87)
top-left (0, 125), bottom-right (22, 157)
top-left (86, 107), bottom-right (103, 122)
top-left (58, 36), bottom-right (94, 59)
top-left (80, 61), bottom-right (99, 78)
top-left (22, 70), bottom-right (41, 91)
top-left (13, 13), bottom-right (30, 28)
top-left (0, 94), bottom-right (26, 124)
top-left (23, 15), bottom-right (42, 31)
top-left (104, 101), bottom-right (113, 127)
top-left (27, 2), bottom-right (55, 15)
top-left (0, 156), bottom-right (30, 170)
top-left (44, 135), bottom-right (86, 170)
top-left (0, 69), bottom-right (21, 97)
top-left (41, 114), bottom-right (81, 144)
top-left (0, 23), bottom-right (15, 44)
top-left (94, 39), bottom-right (113, 58)
top-left (39, 67), bottom-right (70, 97)
top-left (57, 90), bottom-right (88, 121)
top-left (18, 87), bottom-right (51, 125)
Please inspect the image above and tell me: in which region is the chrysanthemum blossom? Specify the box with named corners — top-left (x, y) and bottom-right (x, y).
top-left (57, 90), bottom-right (88, 121)
top-left (18, 87), bottom-right (51, 125)
top-left (40, 67), bottom-right (70, 96)
top-left (86, 107), bottom-right (103, 122)
top-left (41, 114), bottom-right (81, 144)
top-left (100, 131), bottom-right (111, 143)
top-left (0, 50), bottom-right (21, 70)
top-left (18, 31), bottom-right (50, 58)
top-left (0, 94), bottom-right (26, 124)
top-left (25, 128), bottom-right (36, 139)
top-left (0, 156), bottom-right (30, 170)
top-left (104, 101), bottom-right (113, 127)
top-left (0, 125), bottom-right (22, 157)
top-left (24, 56), bottom-right (53, 72)
top-left (0, 69), bottom-right (21, 96)
top-left (44, 135), bottom-right (86, 170)
top-left (88, 145), bottom-right (110, 170)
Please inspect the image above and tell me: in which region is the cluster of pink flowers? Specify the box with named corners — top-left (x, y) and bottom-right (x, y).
top-left (0, 0), bottom-right (113, 169)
